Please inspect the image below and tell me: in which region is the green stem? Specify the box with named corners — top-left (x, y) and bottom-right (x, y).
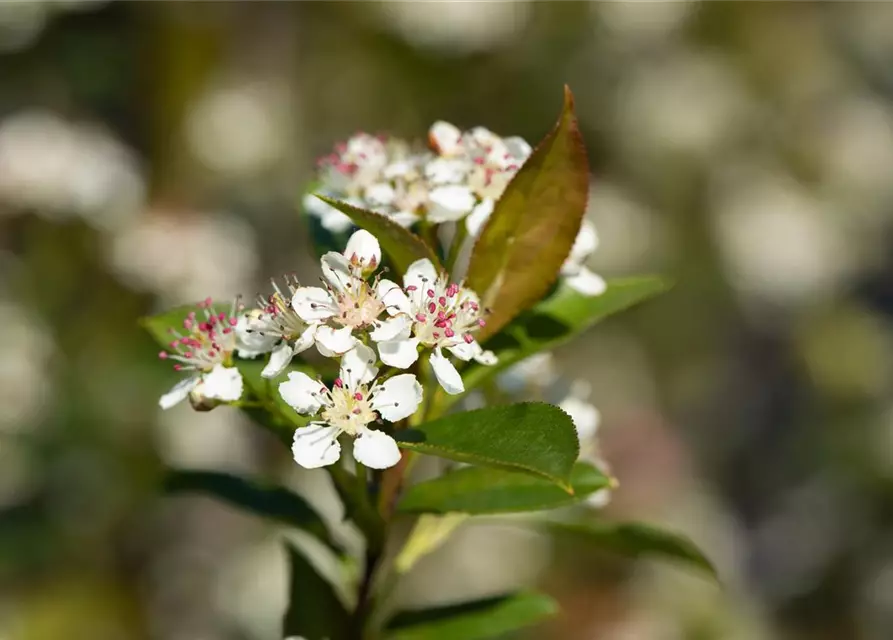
top-left (352, 546), bottom-right (382, 638)
top-left (231, 400), bottom-right (264, 409)
top-left (354, 459), bottom-right (368, 507)
top-left (327, 463), bottom-right (385, 552)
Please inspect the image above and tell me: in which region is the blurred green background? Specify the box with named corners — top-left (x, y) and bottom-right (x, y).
top-left (2, 2), bottom-right (893, 639)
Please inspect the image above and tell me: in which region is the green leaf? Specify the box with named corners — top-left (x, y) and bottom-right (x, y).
top-left (385, 592), bottom-right (558, 640)
top-left (395, 402), bottom-right (579, 490)
top-left (164, 470), bottom-right (340, 550)
top-left (283, 542), bottom-right (350, 640)
top-left (394, 514), bottom-right (469, 574)
top-left (238, 358), bottom-right (312, 428)
top-left (547, 521), bottom-right (717, 579)
top-left (315, 195), bottom-right (440, 274)
top-left (140, 304), bottom-right (196, 347)
top-left (398, 462), bottom-right (611, 515)
top-left (437, 277), bottom-right (669, 414)
top-left (466, 86), bottom-right (590, 341)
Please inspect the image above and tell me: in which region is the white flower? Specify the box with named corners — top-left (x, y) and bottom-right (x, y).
top-left (559, 382), bottom-right (601, 444)
top-left (302, 192), bottom-right (353, 234)
top-left (374, 258), bottom-right (496, 395)
top-left (429, 121), bottom-right (464, 157)
top-left (158, 297), bottom-right (245, 409)
top-left (317, 133), bottom-right (390, 195)
top-left (558, 380), bottom-right (612, 508)
top-left (561, 220), bottom-right (607, 296)
top-left (235, 309), bottom-right (278, 359)
top-left (237, 275), bottom-right (317, 378)
top-left (291, 230), bottom-right (387, 357)
top-left (497, 353), bottom-right (558, 395)
top-left (279, 344), bottom-right (422, 469)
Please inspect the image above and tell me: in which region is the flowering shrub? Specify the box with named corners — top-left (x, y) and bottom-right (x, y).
top-left (144, 88), bottom-right (712, 639)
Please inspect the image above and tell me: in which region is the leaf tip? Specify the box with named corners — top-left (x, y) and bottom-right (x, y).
top-left (563, 84), bottom-right (575, 109)
top-left (313, 192), bottom-right (334, 205)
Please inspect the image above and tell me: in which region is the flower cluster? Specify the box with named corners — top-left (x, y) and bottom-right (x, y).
top-left (158, 228), bottom-right (494, 471)
top-left (304, 133), bottom-right (429, 232)
top-left (304, 124), bottom-right (529, 233)
top-left (156, 119), bottom-right (607, 474)
top-left (304, 123), bottom-right (605, 296)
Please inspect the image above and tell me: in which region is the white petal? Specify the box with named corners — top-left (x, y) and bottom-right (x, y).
top-left (159, 376), bottom-right (200, 409)
top-left (363, 183), bottom-right (396, 207)
top-left (474, 349), bottom-right (497, 366)
top-left (353, 428), bottom-right (401, 469)
top-left (262, 342), bottom-right (295, 378)
top-left (389, 210), bottom-right (421, 228)
top-left (292, 324), bottom-right (316, 354)
top-left (427, 185), bottom-right (476, 223)
top-left (450, 232), bottom-right (477, 281)
top-left (322, 211), bottom-right (354, 233)
top-left (378, 279), bottom-right (412, 315)
top-left (292, 422), bottom-right (342, 469)
top-left (446, 340), bottom-right (478, 362)
top-left (202, 364), bottom-right (243, 402)
top-left (235, 312), bottom-right (277, 358)
top-left (321, 251), bottom-right (354, 291)
top-left (344, 228), bottom-right (381, 271)
top-left (315, 325), bottom-right (356, 355)
top-left (279, 371), bottom-right (326, 414)
top-left (378, 337), bottom-right (420, 369)
top-left (429, 120), bottom-right (463, 156)
top-left (437, 220), bottom-right (457, 251)
top-left (315, 339), bottom-right (337, 358)
top-left (425, 157), bottom-right (470, 185)
top-left (457, 287), bottom-right (481, 308)
top-left (292, 287), bottom-right (336, 322)
top-left (403, 258), bottom-right (439, 293)
top-left (497, 353), bottom-right (557, 393)
top-left (469, 126), bottom-right (501, 149)
top-left (586, 488), bottom-right (612, 509)
top-left (559, 396), bottom-right (601, 442)
top-left (383, 160), bottom-right (411, 180)
top-left (371, 373), bottom-right (423, 422)
top-left (564, 267), bottom-right (607, 297)
top-left (484, 138), bottom-right (512, 169)
top-left (565, 220), bottom-right (599, 268)
top-left (369, 315), bottom-right (411, 342)
top-left (430, 349), bottom-right (464, 395)
top-left (340, 343), bottom-right (379, 388)
top-left (303, 194), bottom-right (353, 233)
top-left (465, 198), bottom-right (494, 237)
top-left (504, 136), bottom-right (532, 161)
